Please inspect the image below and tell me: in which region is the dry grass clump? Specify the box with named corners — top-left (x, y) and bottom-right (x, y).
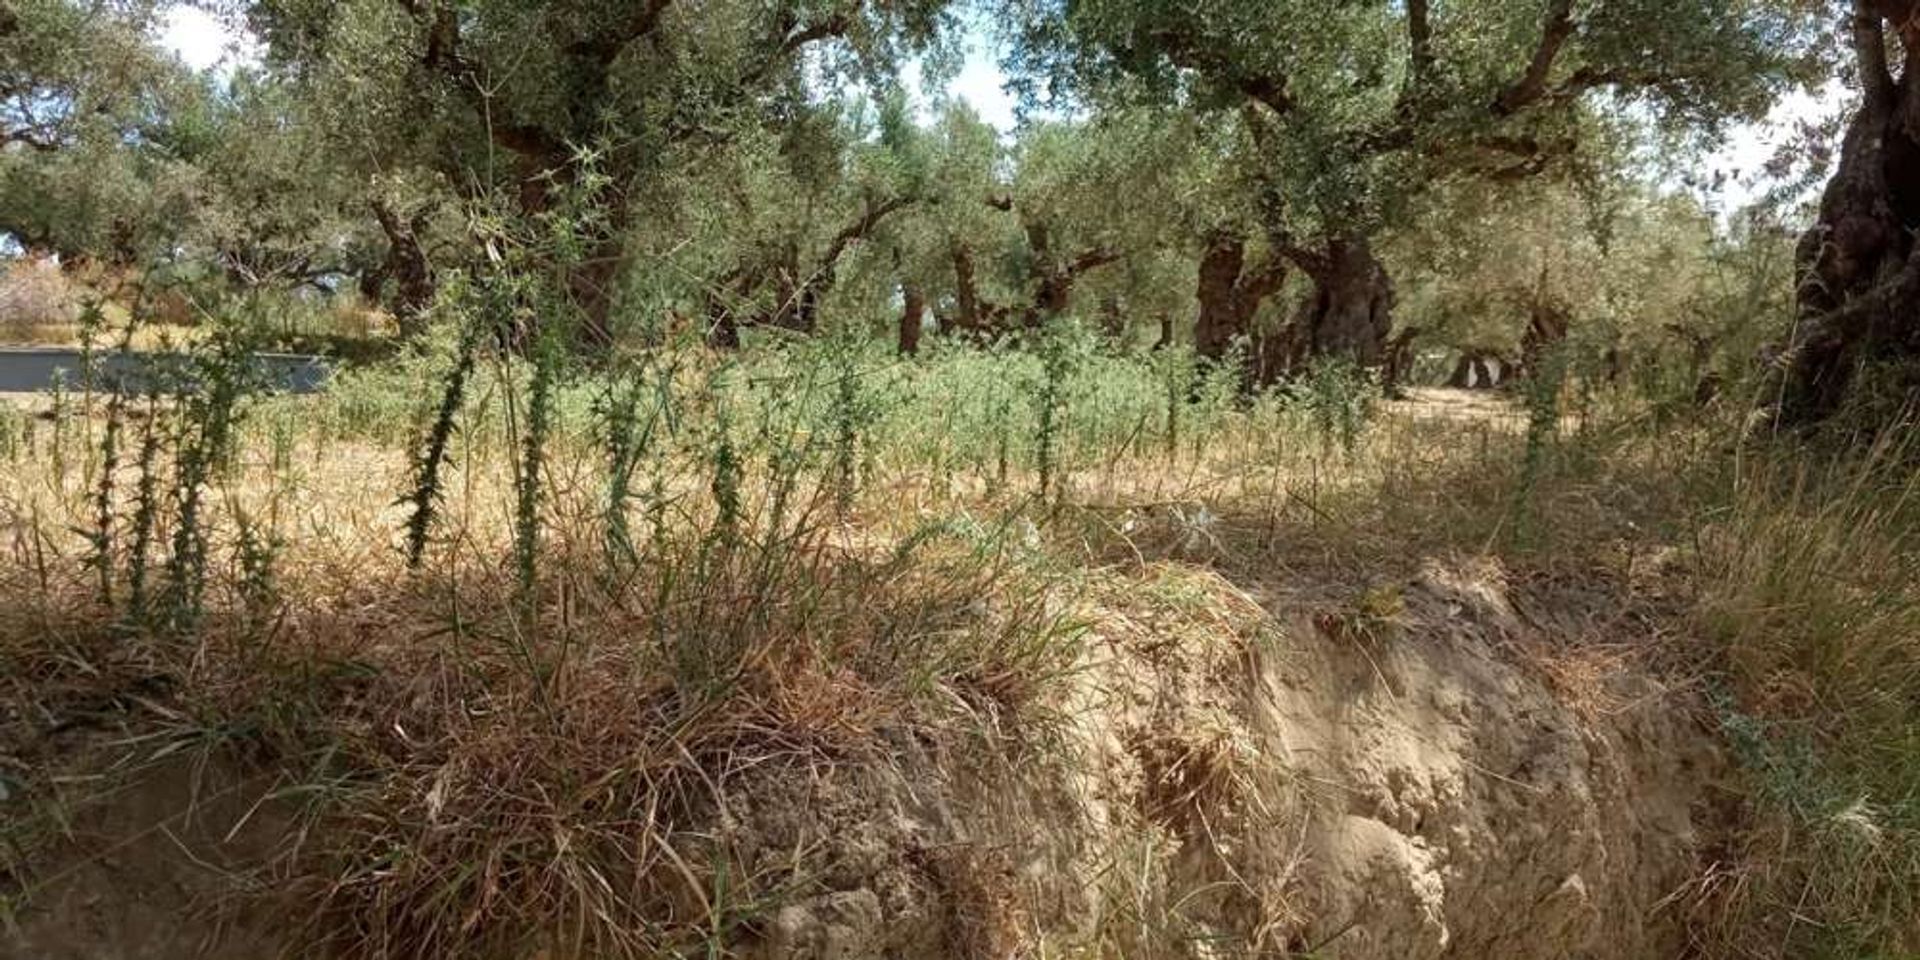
top-left (922, 844), bottom-right (1030, 960)
top-left (1680, 426), bottom-right (1920, 958)
top-left (1125, 728), bottom-right (1242, 842)
top-left (6, 513), bottom-right (1078, 957)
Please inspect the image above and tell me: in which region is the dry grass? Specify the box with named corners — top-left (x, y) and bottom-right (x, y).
top-left (0, 384), bottom-right (1086, 956)
top-left (0, 365), bottom-right (1914, 958)
top-left (1679, 429), bottom-right (1920, 958)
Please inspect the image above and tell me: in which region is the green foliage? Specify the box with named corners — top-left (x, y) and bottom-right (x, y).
top-left (1292, 356), bottom-right (1378, 457)
top-left (401, 301), bottom-right (485, 569)
top-left (1030, 321), bottom-right (1082, 501)
top-left (161, 328), bottom-right (258, 632)
top-left (124, 395), bottom-right (163, 624)
top-left (513, 326), bottom-right (560, 614)
top-left (706, 379), bottom-right (744, 547)
top-left (1156, 346), bottom-right (1197, 460)
top-left (1693, 438), bottom-right (1920, 957)
top-left (1388, 173), bottom-right (1797, 401)
top-left (84, 388), bottom-right (124, 607)
top-left (599, 361), bottom-right (672, 573)
top-left (232, 504), bottom-right (283, 630)
top-left (822, 328), bottom-right (878, 514)
top-left (1512, 342), bottom-right (1569, 539)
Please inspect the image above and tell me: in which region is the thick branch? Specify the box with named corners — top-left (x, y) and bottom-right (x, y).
top-left (1473, 134), bottom-right (1550, 156)
top-left (0, 125), bottom-right (60, 152)
top-left (737, 12), bottom-right (853, 88)
top-left (1063, 247), bottom-right (1121, 277)
top-left (1853, 0), bottom-right (1897, 120)
top-left (950, 241), bottom-right (985, 331)
top-left (1542, 65), bottom-right (1656, 102)
top-left (1024, 218), bottom-right (1053, 261)
top-left (1275, 243), bottom-right (1333, 279)
top-left (738, 194), bottom-right (915, 333)
top-left (401, 1), bottom-right (568, 163)
top-left (370, 198), bottom-right (437, 333)
top-left (1242, 251), bottom-right (1290, 300)
top-left (1494, 0), bottom-right (1578, 115)
top-left (1151, 28), bottom-right (1293, 115)
top-left (1402, 0), bottom-right (1434, 107)
top-left (778, 13), bottom-right (852, 58)
top-left (408, 0), bottom-right (677, 167)
top-left (1238, 75), bottom-right (1295, 117)
top-left (1025, 241), bottom-right (1120, 325)
top-left (817, 195), bottom-right (916, 279)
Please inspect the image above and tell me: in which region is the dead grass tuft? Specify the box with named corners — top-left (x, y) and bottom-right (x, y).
top-left (1125, 728), bottom-right (1240, 842)
top-left (924, 843), bottom-right (1029, 960)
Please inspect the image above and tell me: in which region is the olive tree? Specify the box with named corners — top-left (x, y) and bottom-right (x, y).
top-left (1010, 0), bottom-right (1812, 378)
top-left (231, 0), bottom-right (955, 347)
top-left (1783, 0), bottom-right (1920, 423)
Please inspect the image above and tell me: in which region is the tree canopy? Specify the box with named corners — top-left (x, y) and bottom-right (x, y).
top-left (3, 0), bottom-right (1905, 419)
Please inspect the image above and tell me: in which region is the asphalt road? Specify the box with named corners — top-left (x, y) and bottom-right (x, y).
top-left (0, 347), bottom-right (331, 394)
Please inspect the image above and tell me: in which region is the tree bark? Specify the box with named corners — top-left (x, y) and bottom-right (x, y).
top-left (1784, 0), bottom-right (1920, 422)
top-left (400, 0), bottom-right (849, 355)
top-left (950, 242), bottom-right (985, 334)
top-left (1292, 237), bottom-right (1394, 370)
top-left (899, 282), bottom-right (925, 355)
top-left (1193, 233), bottom-right (1287, 370)
top-left (1098, 294), bottom-right (1125, 339)
top-left (1024, 249), bottom-right (1118, 327)
top-left (704, 267), bottom-right (756, 349)
top-left (1447, 353), bottom-right (1475, 388)
top-left (1519, 301), bottom-right (1570, 378)
top-left (711, 197), bottom-right (911, 344)
top-left (358, 262), bottom-right (388, 304)
top-left (942, 238), bottom-right (1034, 338)
top-left (1194, 235), bottom-right (1252, 362)
top-left (1382, 325), bottom-right (1422, 396)
top-left (1016, 218), bottom-right (1119, 328)
top-left (370, 199), bottom-right (437, 341)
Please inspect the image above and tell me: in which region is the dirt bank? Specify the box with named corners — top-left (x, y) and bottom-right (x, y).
top-left (4, 555), bottom-right (1726, 959)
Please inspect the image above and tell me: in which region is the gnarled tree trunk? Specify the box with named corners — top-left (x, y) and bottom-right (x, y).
top-left (706, 197), bottom-right (911, 348)
top-left (1195, 236), bottom-right (1253, 362)
top-left (947, 223), bottom-right (1117, 339)
top-left (357, 262), bottom-right (388, 304)
top-left (1519, 301), bottom-right (1570, 378)
top-left (949, 242), bottom-right (986, 335)
top-left (899, 282), bottom-right (926, 355)
top-left (371, 200), bottom-right (437, 342)
top-left (1382, 325), bottom-right (1423, 397)
top-left (1194, 232), bottom-right (1287, 374)
top-left (1785, 0), bottom-right (1920, 422)
top-left (1018, 219), bottom-right (1119, 329)
top-left (1294, 237), bottom-right (1394, 369)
